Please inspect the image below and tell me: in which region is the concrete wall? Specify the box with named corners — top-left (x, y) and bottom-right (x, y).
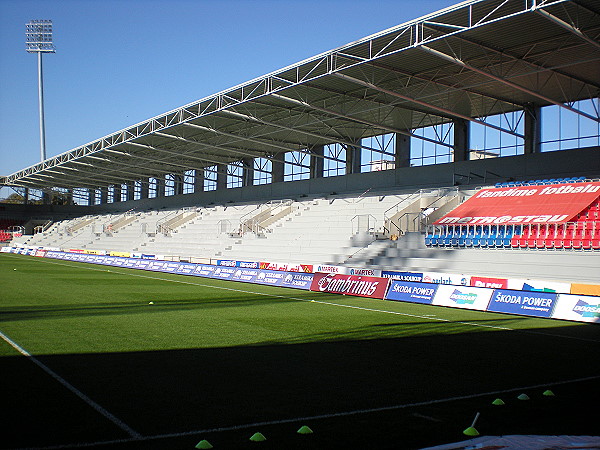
top-left (3, 146), bottom-right (599, 221)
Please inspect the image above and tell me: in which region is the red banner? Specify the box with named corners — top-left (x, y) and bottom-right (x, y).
top-left (310, 273), bottom-right (390, 299)
top-left (434, 182), bottom-right (600, 225)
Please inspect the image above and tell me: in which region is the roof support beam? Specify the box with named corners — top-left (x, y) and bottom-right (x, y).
top-left (270, 93), bottom-right (453, 148)
top-left (420, 45), bottom-right (600, 124)
top-left (182, 122), bottom-right (301, 155)
top-left (426, 25), bottom-right (600, 91)
top-left (218, 108), bottom-right (392, 158)
top-left (123, 142), bottom-right (226, 172)
top-left (336, 52), bottom-right (525, 109)
top-left (333, 72), bottom-right (525, 138)
top-left (155, 130), bottom-right (269, 161)
top-left (180, 122), bottom-right (350, 167)
top-left (535, 8), bottom-right (600, 50)
top-left (140, 137), bottom-right (274, 175)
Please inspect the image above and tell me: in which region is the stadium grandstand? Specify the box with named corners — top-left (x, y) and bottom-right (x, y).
top-left (2, 0), bottom-right (600, 289)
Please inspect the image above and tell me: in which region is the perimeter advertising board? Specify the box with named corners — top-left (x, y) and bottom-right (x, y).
top-left (433, 285), bottom-right (493, 311)
top-left (487, 289), bottom-right (557, 318)
top-left (217, 260), bottom-right (259, 269)
top-left (381, 271), bottom-right (424, 282)
top-left (259, 261), bottom-right (314, 272)
top-left (570, 283), bottom-right (600, 297)
top-left (423, 272), bottom-right (471, 286)
top-left (470, 276), bottom-right (508, 289)
top-left (310, 273), bottom-right (390, 299)
top-left (552, 294), bottom-right (600, 323)
top-left (506, 279), bottom-right (571, 294)
top-left (313, 264), bottom-right (351, 275)
top-left (385, 280), bottom-right (438, 304)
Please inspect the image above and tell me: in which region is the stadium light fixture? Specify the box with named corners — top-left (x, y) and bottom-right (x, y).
top-left (26, 19), bottom-right (55, 162)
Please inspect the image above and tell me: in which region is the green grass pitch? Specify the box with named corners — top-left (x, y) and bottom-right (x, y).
top-left (1, 252), bottom-right (599, 449)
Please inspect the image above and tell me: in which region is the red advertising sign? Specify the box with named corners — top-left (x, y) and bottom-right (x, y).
top-left (434, 182), bottom-right (600, 225)
top-left (310, 273), bottom-right (390, 299)
top-left (470, 276), bottom-right (508, 289)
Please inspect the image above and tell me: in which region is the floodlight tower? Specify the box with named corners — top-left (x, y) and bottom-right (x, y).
top-left (26, 20), bottom-right (55, 162)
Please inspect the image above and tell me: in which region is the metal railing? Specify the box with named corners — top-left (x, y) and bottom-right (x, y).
top-left (238, 199), bottom-right (295, 235)
top-left (383, 187), bottom-right (459, 236)
top-left (157, 207), bottom-right (197, 235)
top-left (351, 214), bottom-right (377, 234)
top-left (103, 208), bottom-right (137, 235)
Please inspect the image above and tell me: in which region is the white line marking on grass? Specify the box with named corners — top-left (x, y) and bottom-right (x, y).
top-left (0, 330), bottom-right (142, 439)
top-left (41, 259), bottom-right (600, 343)
top-left (16, 374), bottom-right (600, 449)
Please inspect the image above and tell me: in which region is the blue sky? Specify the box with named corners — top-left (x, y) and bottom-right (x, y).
top-left (0, 0), bottom-right (458, 184)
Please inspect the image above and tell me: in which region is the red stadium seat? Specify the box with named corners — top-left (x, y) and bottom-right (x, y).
top-left (544, 224), bottom-right (557, 249)
top-left (527, 225), bottom-right (539, 248)
top-left (572, 229), bottom-right (582, 249)
top-left (518, 225), bottom-right (531, 248)
top-left (562, 223), bottom-right (575, 249)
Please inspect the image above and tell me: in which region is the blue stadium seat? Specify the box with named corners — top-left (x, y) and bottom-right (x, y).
top-left (494, 226), bottom-right (505, 247)
top-left (487, 225), bottom-right (498, 247)
top-left (502, 226), bottom-right (514, 247)
top-left (442, 229), bottom-right (452, 247)
top-left (457, 227), bottom-right (467, 247)
top-left (425, 232), bottom-right (433, 246)
top-left (479, 226), bottom-right (489, 248)
top-left (464, 226), bottom-right (474, 247)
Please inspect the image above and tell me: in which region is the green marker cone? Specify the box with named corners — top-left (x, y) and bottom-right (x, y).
top-left (297, 425), bottom-right (313, 434)
top-left (543, 389), bottom-right (555, 396)
top-left (250, 432), bottom-right (266, 442)
top-left (463, 412), bottom-right (480, 436)
top-left (517, 393), bottom-right (530, 400)
top-left (195, 440), bottom-right (213, 449)
top-left (492, 398), bottom-right (505, 406)
top-left (463, 426), bottom-right (479, 436)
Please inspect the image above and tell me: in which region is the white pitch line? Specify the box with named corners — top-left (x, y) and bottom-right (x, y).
top-left (0, 330), bottom-right (141, 439)
top-left (15, 374), bottom-right (600, 450)
top-left (40, 258), bottom-right (600, 343)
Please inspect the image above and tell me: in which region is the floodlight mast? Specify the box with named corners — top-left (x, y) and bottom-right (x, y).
top-left (26, 20), bottom-right (55, 162)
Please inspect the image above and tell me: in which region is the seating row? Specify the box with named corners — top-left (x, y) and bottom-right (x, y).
top-left (494, 177), bottom-right (587, 188)
top-left (510, 222), bottom-right (600, 250)
top-left (426, 221), bottom-right (600, 250)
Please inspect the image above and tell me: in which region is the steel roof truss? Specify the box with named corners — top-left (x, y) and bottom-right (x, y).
top-left (420, 44), bottom-right (600, 123)
top-left (271, 93), bottom-right (453, 148)
top-left (333, 72), bottom-right (524, 138)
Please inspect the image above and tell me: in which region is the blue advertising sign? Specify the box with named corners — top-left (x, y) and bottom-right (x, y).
top-left (212, 266), bottom-right (236, 279)
top-left (252, 270), bottom-right (286, 286)
top-left (281, 272), bottom-right (314, 290)
top-left (146, 261), bottom-right (168, 271)
top-left (176, 263), bottom-right (197, 275)
top-left (122, 258), bottom-right (137, 268)
top-left (231, 268), bottom-right (260, 282)
top-left (193, 264), bottom-right (216, 277)
top-left (162, 262), bottom-right (181, 273)
top-left (134, 259), bottom-right (151, 270)
top-left (217, 260), bottom-right (259, 269)
top-left (381, 271), bottom-right (424, 282)
top-left (488, 289), bottom-right (557, 318)
top-left (386, 280), bottom-right (438, 304)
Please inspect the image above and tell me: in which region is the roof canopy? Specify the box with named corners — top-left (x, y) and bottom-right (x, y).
top-left (2, 0), bottom-right (599, 192)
